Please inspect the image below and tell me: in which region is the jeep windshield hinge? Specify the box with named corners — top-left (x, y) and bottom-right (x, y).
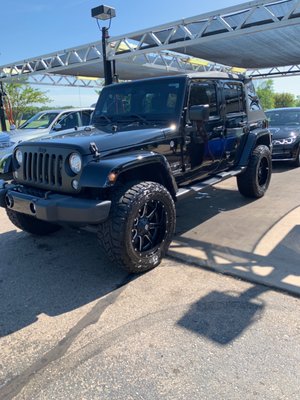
top-left (89, 142), bottom-right (101, 159)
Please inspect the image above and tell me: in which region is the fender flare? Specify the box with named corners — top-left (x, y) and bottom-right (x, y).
top-left (79, 151), bottom-right (178, 196)
top-left (237, 128), bottom-right (272, 167)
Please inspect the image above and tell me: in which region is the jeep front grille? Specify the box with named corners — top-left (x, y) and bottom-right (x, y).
top-left (22, 151), bottom-right (63, 187)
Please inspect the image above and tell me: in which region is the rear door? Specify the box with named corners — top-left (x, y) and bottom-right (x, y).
top-left (222, 81), bottom-right (248, 167)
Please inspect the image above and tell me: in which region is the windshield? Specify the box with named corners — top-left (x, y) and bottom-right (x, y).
top-left (19, 112), bottom-right (59, 129)
top-left (266, 109), bottom-right (300, 126)
top-left (92, 77), bottom-right (186, 125)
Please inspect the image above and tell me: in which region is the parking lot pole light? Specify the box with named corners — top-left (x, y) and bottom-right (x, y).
top-left (0, 82), bottom-right (7, 132)
top-left (101, 26), bottom-right (113, 86)
top-left (91, 5), bottom-right (116, 86)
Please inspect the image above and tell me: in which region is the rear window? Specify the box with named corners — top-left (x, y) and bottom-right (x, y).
top-left (223, 82), bottom-right (246, 114)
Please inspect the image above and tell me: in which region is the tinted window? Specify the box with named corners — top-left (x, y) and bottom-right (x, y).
top-left (224, 83), bottom-right (245, 114)
top-left (81, 110), bottom-right (93, 126)
top-left (58, 112), bottom-right (80, 130)
top-left (189, 82), bottom-right (218, 117)
top-left (246, 81), bottom-right (262, 111)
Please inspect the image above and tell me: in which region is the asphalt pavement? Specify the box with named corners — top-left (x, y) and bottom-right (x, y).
top-left (171, 163), bottom-right (300, 296)
top-left (0, 163), bottom-right (299, 399)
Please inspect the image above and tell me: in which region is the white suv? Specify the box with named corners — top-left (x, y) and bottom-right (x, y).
top-left (0, 108), bottom-right (94, 175)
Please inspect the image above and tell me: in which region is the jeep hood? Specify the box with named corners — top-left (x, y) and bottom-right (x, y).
top-left (22, 126), bottom-right (172, 155)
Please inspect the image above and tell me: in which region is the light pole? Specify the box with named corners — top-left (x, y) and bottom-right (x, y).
top-left (91, 5), bottom-right (116, 86)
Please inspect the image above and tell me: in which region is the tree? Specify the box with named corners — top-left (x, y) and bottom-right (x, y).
top-left (4, 82), bottom-right (52, 127)
top-left (295, 96), bottom-right (300, 107)
top-left (274, 92), bottom-right (295, 108)
top-left (255, 79), bottom-right (275, 110)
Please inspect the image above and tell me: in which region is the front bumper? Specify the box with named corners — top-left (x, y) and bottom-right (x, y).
top-left (0, 180), bottom-right (111, 226)
top-left (272, 143), bottom-right (299, 161)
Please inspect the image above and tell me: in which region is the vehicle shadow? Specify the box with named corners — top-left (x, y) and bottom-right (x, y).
top-left (0, 227), bottom-right (132, 337)
top-left (0, 186), bottom-right (246, 338)
top-left (174, 224), bottom-right (300, 344)
top-left (272, 161), bottom-right (296, 173)
top-left (173, 184), bottom-right (300, 295)
top-left (172, 182), bottom-right (300, 344)
top-left (178, 285), bottom-right (267, 345)
top-left (175, 185), bottom-right (255, 235)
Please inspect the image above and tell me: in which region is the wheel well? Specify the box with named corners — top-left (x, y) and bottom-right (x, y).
top-left (116, 163), bottom-right (177, 200)
top-left (256, 133), bottom-right (271, 148)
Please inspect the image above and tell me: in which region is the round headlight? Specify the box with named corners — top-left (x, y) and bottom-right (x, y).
top-left (15, 149), bottom-right (23, 165)
top-left (69, 153), bottom-right (82, 174)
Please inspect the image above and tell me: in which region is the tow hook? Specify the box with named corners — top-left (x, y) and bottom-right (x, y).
top-left (5, 194), bottom-right (14, 208)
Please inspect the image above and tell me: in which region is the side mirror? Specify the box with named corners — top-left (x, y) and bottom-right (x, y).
top-left (189, 104), bottom-right (210, 122)
top-left (53, 123), bottom-right (62, 131)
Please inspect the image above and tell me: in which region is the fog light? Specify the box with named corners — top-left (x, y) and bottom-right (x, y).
top-left (72, 179), bottom-right (79, 190)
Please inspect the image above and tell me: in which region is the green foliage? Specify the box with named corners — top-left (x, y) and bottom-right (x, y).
top-left (4, 82), bottom-right (52, 127)
top-left (256, 80), bottom-right (275, 110)
top-left (255, 79), bottom-right (300, 110)
top-left (273, 92), bottom-right (295, 108)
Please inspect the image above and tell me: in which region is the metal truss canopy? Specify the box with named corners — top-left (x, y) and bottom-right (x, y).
top-left (248, 64), bottom-right (300, 78)
top-left (0, 43), bottom-right (236, 85)
top-left (1, 0), bottom-right (300, 85)
top-left (110, 0), bottom-right (300, 69)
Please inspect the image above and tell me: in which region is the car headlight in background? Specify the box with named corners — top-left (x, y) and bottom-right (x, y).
top-left (69, 152), bottom-right (82, 174)
top-left (15, 149), bottom-right (23, 164)
top-left (272, 137), bottom-right (297, 145)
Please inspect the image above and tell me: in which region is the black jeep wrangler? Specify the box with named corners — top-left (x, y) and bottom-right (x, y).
top-left (0, 72), bottom-right (272, 273)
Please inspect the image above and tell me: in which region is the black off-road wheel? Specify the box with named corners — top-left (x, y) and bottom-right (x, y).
top-left (237, 145), bottom-right (272, 198)
top-left (97, 181), bottom-right (176, 273)
top-left (6, 209), bottom-right (61, 235)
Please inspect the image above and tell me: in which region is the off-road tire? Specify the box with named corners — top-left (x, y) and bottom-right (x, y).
top-left (237, 145), bottom-right (272, 198)
top-left (6, 209), bottom-right (61, 235)
top-left (97, 181), bottom-right (176, 273)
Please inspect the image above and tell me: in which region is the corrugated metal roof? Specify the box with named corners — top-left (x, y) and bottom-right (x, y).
top-left (110, 0), bottom-right (300, 69)
top-left (1, 0), bottom-right (300, 84)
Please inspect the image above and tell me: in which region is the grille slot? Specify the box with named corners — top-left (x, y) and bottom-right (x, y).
top-left (23, 151), bottom-right (63, 187)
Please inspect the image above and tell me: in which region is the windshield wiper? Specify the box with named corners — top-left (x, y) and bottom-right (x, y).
top-left (121, 114), bottom-right (150, 125)
top-left (93, 114), bottom-right (113, 123)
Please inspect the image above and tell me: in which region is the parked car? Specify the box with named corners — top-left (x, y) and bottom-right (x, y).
top-left (0, 108), bottom-right (94, 176)
top-left (265, 107), bottom-right (300, 167)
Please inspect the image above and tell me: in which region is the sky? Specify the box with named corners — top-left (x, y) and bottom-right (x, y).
top-left (1, 0), bottom-right (299, 107)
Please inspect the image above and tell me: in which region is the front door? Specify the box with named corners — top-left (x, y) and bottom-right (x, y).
top-left (183, 81), bottom-right (225, 180)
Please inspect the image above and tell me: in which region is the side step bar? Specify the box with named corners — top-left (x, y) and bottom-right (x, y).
top-left (176, 168), bottom-right (244, 200)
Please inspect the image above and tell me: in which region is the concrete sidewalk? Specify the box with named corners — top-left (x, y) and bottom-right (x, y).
top-left (169, 165), bottom-right (300, 296)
